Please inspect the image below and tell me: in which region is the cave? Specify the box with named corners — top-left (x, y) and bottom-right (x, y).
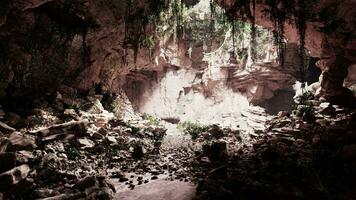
top-left (0, 0), bottom-right (355, 200)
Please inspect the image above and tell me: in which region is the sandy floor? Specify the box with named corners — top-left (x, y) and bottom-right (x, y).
top-left (115, 180), bottom-right (196, 200)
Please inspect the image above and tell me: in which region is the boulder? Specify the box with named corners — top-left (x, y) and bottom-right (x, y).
top-left (63, 109), bottom-right (78, 119)
top-left (92, 132), bottom-right (105, 140)
top-left (208, 124), bottom-right (224, 139)
top-left (77, 138), bottom-right (95, 149)
top-left (0, 164), bottom-right (30, 191)
top-left (3, 113), bottom-right (27, 128)
top-left (7, 177), bottom-right (35, 196)
top-left (203, 141), bottom-right (227, 161)
top-left (0, 109), bottom-right (4, 120)
top-left (36, 120), bottom-right (89, 138)
top-left (6, 132), bottom-right (37, 152)
top-left (132, 144), bottom-right (144, 159)
top-left (97, 128), bottom-right (108, 136)
top-left (0, 152), bottom-right (16, 174)
top-left (15, 150), bottom-right (34, 164)
top-left (95, 117), bottom-right (107, 128)
top-left (105, 135), bottom-right (117, 145)
top-left (39, 192), bottom-right (85, 200)
top-left (81, 99), bottom-right (105, 114)
top-left (0, 122), bottom-right (15, 134)
top-left (85, 186), bottom-right (113, 200)
top-left (74, 176), bottom-right (98, 191)
top-left (277, 111), bottom-right (290, 118)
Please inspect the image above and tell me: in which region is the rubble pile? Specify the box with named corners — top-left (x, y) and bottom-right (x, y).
top-left (0, 88), bottom-right (171, 200)
top-left (194, 98), bottom-right (356, 200)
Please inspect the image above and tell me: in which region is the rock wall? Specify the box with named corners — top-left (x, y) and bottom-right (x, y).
top-left (0, 0), bottom-right (354, 105)
top-left (0, 0), bottom-right (165, 97)
top-left (216, 0), bottom-right (356, 102)
top-left (0, 0), bottom-right (213, 99)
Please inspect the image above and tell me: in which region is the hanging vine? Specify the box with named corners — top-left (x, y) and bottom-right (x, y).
top-left (295, 0), bottom-right (307, 84)
top-left (123, 0), bottom-right (169, 64)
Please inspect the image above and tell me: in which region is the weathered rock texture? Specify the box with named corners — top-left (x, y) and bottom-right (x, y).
top-left (216, 0), bottom-right (356, 102)
top-left (0, 0), bottom-right (354, 104)
top-left (0, 0), bottom-right (157, 97)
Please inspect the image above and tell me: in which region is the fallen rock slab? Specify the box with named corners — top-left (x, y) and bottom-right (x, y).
top-left (6, 132), bottom-right (37, 152)
top-left (0, 164), bottom-right (30, 191)
top-left (0, 152), bottom-right (16, 173)
top-left (39, 192), bottom-right (85, 200)
top-left (35, 120), bottom-right (89, 138)
top-left (0, 122), bottom-right (15, 134)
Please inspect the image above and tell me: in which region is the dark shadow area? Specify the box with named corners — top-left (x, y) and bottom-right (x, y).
top-left (258, 88), bottom-right (295, 115)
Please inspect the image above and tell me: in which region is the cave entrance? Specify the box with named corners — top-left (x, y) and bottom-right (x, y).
top-left (121, 0), bottom-right (314, 137)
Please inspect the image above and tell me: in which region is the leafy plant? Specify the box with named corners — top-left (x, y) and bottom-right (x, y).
top-left (177, 121), bottom-right (209, 140)
top-left (294, 91), bottom-right (314, 105)
top-left (292, 91), bottom-right (315, 122)
top-left (129, 125), bottom-right (141, 135)
top-left (293, 104), bottom-right (315, 122)
top-left (142, 113), bottom-right (161, 126)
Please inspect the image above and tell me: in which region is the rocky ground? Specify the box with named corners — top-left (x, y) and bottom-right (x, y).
top-left (0, 84), bottom-right (247, 200)
top-left (194, 98), bottom-right (356, 200)
top-left (0, 86), bottom-right (355, 200)
top-left (0, 87), bottom-right (196, 200)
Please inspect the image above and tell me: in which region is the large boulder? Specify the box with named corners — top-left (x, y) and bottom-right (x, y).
top-left (36, 120), bottom-right (89, 139)
top-left (0, 164), bottom-right (30, 191)
top-left (6, 132), bottom-right (37, 152)
top-left (0, 152), bottom-right (16, 174)
top-left (0, 122), bottom-right (15, 134)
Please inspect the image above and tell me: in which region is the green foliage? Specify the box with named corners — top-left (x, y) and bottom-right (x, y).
top-left (123, 0), bottom-right (169, 62)
top-left (261, 0), bottom-right (319, 67)
top-left (142, 113), bottom-right (161, 126)
top-left (292, 91), bottom-right (315, 122)
top-left (177, 121), bottom-right (209, 140)
top-left (155, 0), bottom-right (188, 39)
top-left (293, 104), bottom-right (315, 122)
top-left (127, 124), bottom-right (141, 135)
top-left (294, 91), bottom-right (314, 105)
top-left (66, 147), bottom-right (81, 160)
top-left (140, 35), bottom-right (155, 49)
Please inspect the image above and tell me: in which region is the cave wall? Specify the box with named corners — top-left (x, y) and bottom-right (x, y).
top-left (216, 0), bottom-right (356, 101)
top-left (0, 0), bottom-right (354, 103)
top-left (0, 0), bottom-right (169, 98)
top-left (0, 0), bottom-right (210, 99)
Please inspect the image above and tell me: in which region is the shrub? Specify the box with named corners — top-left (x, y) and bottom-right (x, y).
top-left (177, 121), bottom-right (208, 140)
top-left (291, 91), bottom-right (315, 122)
top-left (294, 91), bottom-right (314, 105)
top-left (142, 113), bottom-right (161, 126)
top-left (293, 105), bottom-right (315, 122)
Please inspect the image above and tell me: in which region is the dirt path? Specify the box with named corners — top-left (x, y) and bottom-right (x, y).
top-left (112, 122), bottom-right (196, 200)
top-left (114, 180), bottom-right (196, 200)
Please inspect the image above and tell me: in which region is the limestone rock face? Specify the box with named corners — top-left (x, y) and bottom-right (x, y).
top-left (0, 0), bottom-right (151, 96)
top-left (0, 0), bottom-right (354, 103)
top-left (216, 0), bottom-right (356, 100)
top-left (0, 0), bottom-right (206, 98)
